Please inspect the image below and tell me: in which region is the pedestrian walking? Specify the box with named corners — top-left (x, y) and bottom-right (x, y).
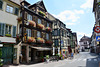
top-left (71, 53), bottom-right (74, 59)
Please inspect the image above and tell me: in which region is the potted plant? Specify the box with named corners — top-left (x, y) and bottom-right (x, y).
top-left (38, 11), bottom-right (46, 16)
top-left (46, 55), bottom-right (49, 62)
top-left (36, 23), bottom-right (45, 30)
top-left (5, 34), bottom-right (11, 37)
top-left (45, 40), bottom-right (53, 44)
top-left (37, 37), bottom-right (45, 43)
top-left (46, 27), bottom-right (52, 32)
top-left (17, 17), bottom-right (22, 22)
top-left (28, 20), bottom-right (36, 27)
top-left (27, 37), bottom-right (36, 43)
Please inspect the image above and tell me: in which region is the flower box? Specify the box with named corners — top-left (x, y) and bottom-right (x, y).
top-left (38, 11), bottom-right (46, 16)
top-left (46, 27), bottom-right (52, 32)
top-left (28, 20), bottom-right (36, 27)
top-left (27, 37), bottom-right (36, 43)
top-left (37, 37), bottom-right (45, 43)
top-left (5, 34), bottom-right (11, 37)
top-left (37, 24), bottom-right (45, 30)
top-left (45, 40), bottom-right (53, 44)
top-left (17, 17), bottom-right (22, 22)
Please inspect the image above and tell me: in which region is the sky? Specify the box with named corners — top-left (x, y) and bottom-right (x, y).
top-left (26, 0), bottom-right (95, 44)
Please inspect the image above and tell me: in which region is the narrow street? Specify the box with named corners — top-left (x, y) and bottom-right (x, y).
top-left (8, 52), bottom-right (99, 67)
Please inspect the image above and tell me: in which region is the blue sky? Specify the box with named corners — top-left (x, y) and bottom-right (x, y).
top-left (26, 0), bottom-right (95, 43)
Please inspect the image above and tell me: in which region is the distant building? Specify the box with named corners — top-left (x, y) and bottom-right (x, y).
top-left (79, 35), bottom-right (91, 51)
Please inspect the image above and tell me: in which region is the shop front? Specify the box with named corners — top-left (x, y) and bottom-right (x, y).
top-left (0, 37), bottom-right (16, 64)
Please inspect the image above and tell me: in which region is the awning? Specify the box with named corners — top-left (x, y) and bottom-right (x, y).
top-left (0, 37), bottom-right (16, 44)
top-left (30, 46), bottom-right (52, 51)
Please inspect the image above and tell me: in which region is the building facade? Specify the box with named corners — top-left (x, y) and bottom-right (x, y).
top-left (14, 0), bottom-right (53, 64)
top-left (0, 0), bottom-right (21, 64)
top-left (79, 35), bottom-right (91, 51)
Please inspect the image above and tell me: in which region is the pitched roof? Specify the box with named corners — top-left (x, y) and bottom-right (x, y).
top-left (29, 0), bottom-right (47, 12)
top-left (9, 0), bottom-right (24, 5)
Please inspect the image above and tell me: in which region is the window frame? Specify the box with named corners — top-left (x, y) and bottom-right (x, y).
top-left (38, 18), bottom-right (41, 24)
top-left (26, 29), bottom-right (31, 37)
top-left (46, 33), bottom-right (49, 40)
top-left (6, 5), bottom-right (14, 14)
top-left (5, 24), bottom-right (12, 35)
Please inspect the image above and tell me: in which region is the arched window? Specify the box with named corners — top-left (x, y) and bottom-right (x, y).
top-left (0, 0), bottom-right (3, 9)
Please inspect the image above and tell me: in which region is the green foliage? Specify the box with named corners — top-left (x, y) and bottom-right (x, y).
top-left (46, 55), bottom-right (49, 59)
top-left (39, 11), bottom-right (46, 16)
top-left (5, 34), bottom-right (11, 37)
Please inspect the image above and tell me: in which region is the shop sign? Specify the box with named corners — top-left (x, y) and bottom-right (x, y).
top-left (94, 26), bottom-right (100, 33)
top-left (96, 36), bottom-right (100, 41)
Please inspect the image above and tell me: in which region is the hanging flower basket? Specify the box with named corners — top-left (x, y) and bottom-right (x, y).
top-left (17, 17), bottom-right (22, 22)
top-left (27, 37), bottom-right (36, 43)
top-left (37, 24), bottom-right (45, 30)
top-left (28, 20), bottom-right (36, 27)
top-left (37, 37), bottom-right (45, 43)
top-left (38, 11), bottom-right (46, 16)
top-left (45, 40), bottom-right (53, 44)
top-left (46, 27), bottom-right (52, 32)
top-left (16, 34), bottom-right (21, 38)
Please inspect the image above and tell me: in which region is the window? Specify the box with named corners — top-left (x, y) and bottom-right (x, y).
top-left (5, 25), bottom-right (11, 34)
top-left (6, 5), bottom-right (14, 13)
top-left (54, 39), bottom-right (58, 46)
top-left (14, 7), bottom-right (19, 15)
top-left (27, 14), bottom-right (32, 20)
top-left (26, 29), bottom-right (31, 37)
top-left (47, 23), bottom-right (49, 27)
top-left (54, 30), bottom-right (57, 35)
top-left (38, 19), bottom-right (41, 24)
top-left (37, 31), bottom-right (41, 37)
top-left (0, 0), bottom-right (3, 9)
top-left (46, 33), bottom-right (49, 40)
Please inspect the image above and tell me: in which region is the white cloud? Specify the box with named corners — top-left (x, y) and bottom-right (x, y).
top-left (80, 0), bottom-right (93, 9)
top-left (52, 10), bottom-right (84, 26)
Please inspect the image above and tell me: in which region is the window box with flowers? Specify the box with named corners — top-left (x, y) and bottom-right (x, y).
top-left (27, 20), bottom-right (36, 27)
top-left (37, 37), bottom-right (45, 43)
top-left (27, 37), bottom-right (36, 43)
top-left (38, 11), bottom-right (46, 16)
top-left (5, 34), bottom-right (11, 37)
top-left (46, 27), bottom-right (52, 32)
top-left (36, 23), bottom-right (45, 30)
top-left (17, 17), bottom-right (22, 22)
top-left (45, 40), bottom-right (53, 44)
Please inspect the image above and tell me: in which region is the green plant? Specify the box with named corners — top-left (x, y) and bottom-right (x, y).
top-left (5, 34), bottom-right (11, 37)
top-left (38, 11), bottom-right (46, 16)
top-left (46, 55), bottom-right (49, 59)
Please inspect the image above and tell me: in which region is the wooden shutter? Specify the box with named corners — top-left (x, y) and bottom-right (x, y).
top-left (14, 7), bottom-right (19, 15)
top-left (2, 23), bottom-right (5, 36)
top-left (0, 23), bottom-right (2, 35)
top-left (0, 1), bottom-right (3, 9)
top-left (34, 30), bottom-right (37, 38)
top-left (13, 26), bottom-right (16, 37)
